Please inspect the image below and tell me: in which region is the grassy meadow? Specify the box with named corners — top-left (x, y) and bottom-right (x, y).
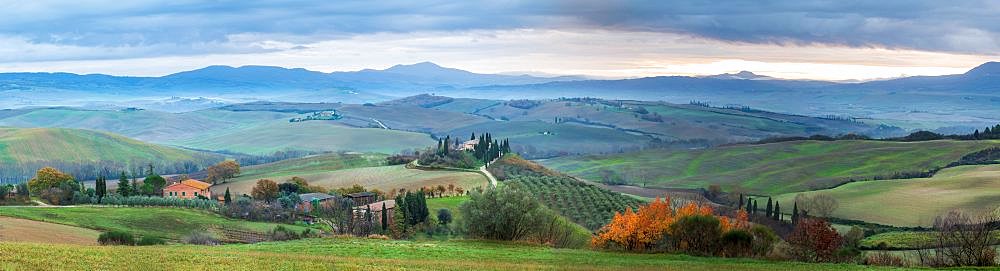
top-left (775, 164), bottom-right (1000, 227)
top-left (0, 238), bottom-right (919, 271)
top-left (541, 139), bottom-right (1000, 194)
top-left (0, 207), bottom-right (308, 241)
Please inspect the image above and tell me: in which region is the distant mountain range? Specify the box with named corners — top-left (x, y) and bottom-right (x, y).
top-left (1, 61), bottom-right (998, 130)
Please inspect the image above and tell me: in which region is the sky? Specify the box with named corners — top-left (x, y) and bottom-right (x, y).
top-left (0, 0), bottom-right (997, 81)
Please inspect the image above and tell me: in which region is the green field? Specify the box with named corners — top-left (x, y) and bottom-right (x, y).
top-left (213, 165), bottom-right (488, 196)
top-left (0, 127), bottom-right (218, 164)
top-left (0, 207), bottom-right (307, 240)
top-left (448, 120), bottom-right (654, 158)
top-left (775, 164), bottom-right (1000, 227)
top-left (541, 140), bottom-right (1000, 194)
top-left (166, 120), bottom-right (434, 155)
top-left (0, 237), bottom-right (914, 270)
top-left (860, 230), bottom-right (1000, 250)
top-left (427, 196), bottom-right (469, 223)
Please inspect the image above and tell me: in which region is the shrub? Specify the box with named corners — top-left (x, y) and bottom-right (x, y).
top-left (269, 225), bottom-right (301, 241)
top-left (459, 184), bottom-right (543, 241)
top-left (720, 229), bottom-right (753, 257)
top-left (670, 215), bottom-right (723, 256)
top-left (865, 251), bottom-right (908, 267)
top-left (183, 232), bottom-right (219, 245)
top-left (137, 236), bottom-right (166, 246)
top-left (98, 231), bottom-right (136, 246)
top-left (749, 225), bottom-right (779, 257)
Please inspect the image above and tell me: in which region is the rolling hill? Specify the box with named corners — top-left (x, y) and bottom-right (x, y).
top-left (540, 139), bottom-right (1000, 195)
top-left (207, 153), bottom-right (488, 196)
top-left (775, 164), bottom-right (1000, 227)
top-left (0, 127), bottom-right (223, 183)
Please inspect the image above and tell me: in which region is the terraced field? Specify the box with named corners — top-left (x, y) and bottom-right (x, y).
top-left (775, 164), bottom-right (1000, 227)
top-left (0, 238), bottom-right (910, 270)
top-left (213, 165), bottom-right (488, 196)
top-left (542, 140), bottom-right (1000, 194)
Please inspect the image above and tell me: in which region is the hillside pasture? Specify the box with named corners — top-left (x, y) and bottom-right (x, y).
top-left (213, 165), bottom-right (488, 196)
top-left (0, 238), bottom-right (911, 270)
top-left (541, 140), bottom-right (1000, 194)
top-left (0, 217), bottom-right (100, 245)
top-left (775, 164), bottom-right (1000, 227)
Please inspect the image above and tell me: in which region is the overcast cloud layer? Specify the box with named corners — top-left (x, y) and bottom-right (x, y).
top-left (0, 1), bottom-right (997, 79)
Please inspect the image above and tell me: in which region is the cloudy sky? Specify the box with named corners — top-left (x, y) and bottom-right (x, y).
top-left (0, 0), bottom-right (997, 80)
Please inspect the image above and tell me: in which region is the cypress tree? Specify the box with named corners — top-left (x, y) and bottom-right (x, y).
top-left (95, 175), bottom-right (106, 203)
top-left (470, 132), bottom-right (476, 141)
top-left (118, 171), bottom-right (130, 197)
top-left (738, 193), bottom-right (744, 209)
top-left (381, 202), bottom-right (388, 232)
top-left (791, 201), bottom-right (799, 224)
top-left (773, 201), bottom-right (781, 221)
top-left (444, 136), bottom-right (451, 154)
top-left (744, 197), bottom-right (752, 213)
top-left (752, 200), bottom-right (758, 215)
top-left (765, 197), bottom-right (773, 217)
top-left (224, 188), bottom-right (232, 205)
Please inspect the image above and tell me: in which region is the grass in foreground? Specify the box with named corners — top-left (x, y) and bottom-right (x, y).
top-left (542, 139), bottom-right (1000, 194)
top-left (775, 164), bottom-right (1000, 227)
top-left (0, 238), bottom-right (917, 271)
top-left (0, 207), bottom-right (307, 240)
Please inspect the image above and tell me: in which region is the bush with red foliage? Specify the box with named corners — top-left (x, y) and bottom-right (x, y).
top-left (786, 218), bottom-right (843, 262)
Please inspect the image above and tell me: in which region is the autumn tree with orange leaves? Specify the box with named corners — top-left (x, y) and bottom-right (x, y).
top-left (592, 198), bottom-right (749, 252)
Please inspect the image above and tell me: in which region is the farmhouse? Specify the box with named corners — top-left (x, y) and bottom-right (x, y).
top-left (459, 139), bottom-right (477, 151)
top-left (163, 179), bottom-right (212, 199)
top-left (346, 192), bottom-right (377, 206)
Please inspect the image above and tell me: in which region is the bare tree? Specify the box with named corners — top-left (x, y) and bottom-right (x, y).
top-left (810, 194), bottom-right (839, 217)
top-left (919, 210), bottom-right (999, 267)
top-left (794, 194), bottom-right (813, 215)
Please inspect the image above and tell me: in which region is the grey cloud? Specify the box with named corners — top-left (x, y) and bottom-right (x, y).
top-left (0, 0), bottom-right (996, 62)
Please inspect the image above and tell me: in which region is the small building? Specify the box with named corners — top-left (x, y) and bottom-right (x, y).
top-left (163, 179), bottom-right (212, 199)
top-left (300, 193), bottom-right (336, 203)
top-left (459, 139), bottom-right (478, 151)
top-left (346, 192), bottom-right (377, 206)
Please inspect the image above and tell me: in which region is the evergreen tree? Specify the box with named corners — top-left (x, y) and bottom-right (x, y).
top-left (738, 193), bottom-right (744, 209)
top-left (117, 171), bottom-right (130, 196)
top-left (791, 201), bottom-right (799, 224)
top-left (751, 199), bottom-right (758, 215)
top-left (224, 188), bottom-right (232, 205)
top-left (95, 175), bottom-right (107, 203)
top-left (380, 201), bottom-right (388, 232)
top-left (470, 132), bottom-right (475, 141)
top-left (744, 197), bottom-right (752, 213)
top-left (765, 197), bottom-right (773, 217)
top-left (773, 201), bottom-right (781, 221)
